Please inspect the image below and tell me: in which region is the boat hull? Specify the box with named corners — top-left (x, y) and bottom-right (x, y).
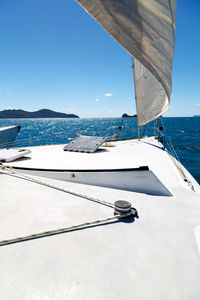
top-left (0, 125), bottom-right (20, 148)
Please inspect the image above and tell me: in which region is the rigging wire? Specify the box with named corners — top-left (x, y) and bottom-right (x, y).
top-left (0, 127), bottom-right (138, 148)
top-left (158, 118), bottom-right (194, 190)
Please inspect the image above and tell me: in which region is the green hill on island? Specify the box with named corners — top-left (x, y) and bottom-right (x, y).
top-left (0, 109), bottom-right (79, 119)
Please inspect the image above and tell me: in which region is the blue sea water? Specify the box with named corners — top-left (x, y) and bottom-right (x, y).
top-left (0, 117), bottom-right (199, 184)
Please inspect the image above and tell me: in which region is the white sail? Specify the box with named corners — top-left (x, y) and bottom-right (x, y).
top-left (75, 0), bottom-right (176, 126)
top-left (133, 58), bottom-right (169, 126)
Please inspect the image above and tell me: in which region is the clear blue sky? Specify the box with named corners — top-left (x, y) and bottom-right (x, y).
top-left (0, 0), bottom-right (199, 118)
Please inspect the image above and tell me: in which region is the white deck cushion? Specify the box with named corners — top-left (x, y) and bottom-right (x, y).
top-left (0, 148), bottom-right (31, 162)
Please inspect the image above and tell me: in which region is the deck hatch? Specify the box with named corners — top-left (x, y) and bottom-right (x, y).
top-left (63, 136), bottom-right (107, 153)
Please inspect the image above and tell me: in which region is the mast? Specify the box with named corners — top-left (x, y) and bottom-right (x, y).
top-left (132, 57), bottom-right (140, 140)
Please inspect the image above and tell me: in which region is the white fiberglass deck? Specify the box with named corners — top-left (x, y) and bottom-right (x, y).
top-left (0, 171), bottom-right (200, 299)
top-left (7, 137), bottom-right (200, 194)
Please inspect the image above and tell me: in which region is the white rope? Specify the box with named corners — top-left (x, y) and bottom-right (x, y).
top-left (0, 163), bottom-right (136, 246)
top-left (0, 215), bottom-right (125, 246)
top-left (0, 164), bottom-right (114, 208)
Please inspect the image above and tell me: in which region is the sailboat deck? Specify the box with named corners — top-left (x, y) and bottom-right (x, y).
top-left (0, 171), bottom-right (200, 299)
top-left (9, 137), bottom-right (153, 170)
top-left (6, 136), bottom-right (200, 193)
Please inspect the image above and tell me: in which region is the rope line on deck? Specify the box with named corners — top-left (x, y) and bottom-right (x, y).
top-left (0, 164), bottom-right (114, 208)
top-left (0, 164), bottom-right (137, 246)
top-left (0, 213), bottom-right (131, 247)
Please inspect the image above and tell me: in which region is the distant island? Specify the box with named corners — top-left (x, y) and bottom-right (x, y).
top-left (193, 115), bottom-right (200, 117)
top-left (122, 113), bottom-right (137, 118)
top-left (0, 109), bottom-right (79, 119)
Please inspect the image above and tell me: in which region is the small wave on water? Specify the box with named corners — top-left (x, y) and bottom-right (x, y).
top-left (0, 117), bottom-right (199, 184)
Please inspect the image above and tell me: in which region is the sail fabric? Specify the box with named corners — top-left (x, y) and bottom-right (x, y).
top-left (133, 58), bottom-right (169, 125)
top-left (75, 0), bottom-right (176, 126)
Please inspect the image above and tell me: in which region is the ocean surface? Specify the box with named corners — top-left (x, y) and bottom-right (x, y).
top-left (0, 117), bottom-right (199, 184)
